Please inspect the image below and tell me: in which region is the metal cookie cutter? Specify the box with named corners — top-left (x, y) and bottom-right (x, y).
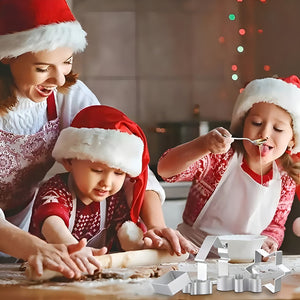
top-left (191, 236), bottom-right (229, 295)
top-left (246, 249), bottom-right (291, 293)
top-left (217, 273), bottom-right (262, 293)
top-left (152, 238), bottom-right (225, 298)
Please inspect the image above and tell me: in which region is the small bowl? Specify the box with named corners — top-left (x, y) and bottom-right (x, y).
top-left (218, 234), bottom-right (267, 263)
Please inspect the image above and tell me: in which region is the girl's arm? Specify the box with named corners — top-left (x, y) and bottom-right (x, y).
top-left (42, 216), bottom-right (107, 275)
top-left (158, 128), bottom-right (232, 178)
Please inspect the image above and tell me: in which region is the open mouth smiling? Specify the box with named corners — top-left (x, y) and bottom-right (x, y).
top-left (36, 85), bottom-right (55, 96)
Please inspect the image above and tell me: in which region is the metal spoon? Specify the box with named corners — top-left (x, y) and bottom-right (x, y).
top-left (231, 137), bottom-right (268, 146)
top-left (221, 133), bottom-right (268, 146)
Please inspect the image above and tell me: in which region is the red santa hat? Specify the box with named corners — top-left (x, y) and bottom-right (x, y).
top-left (0, 0), bottom-right (86, 59)
top-left (52, 105), bottom-right (150, 223)
top-left (230, 75), bottom-right (300, 154)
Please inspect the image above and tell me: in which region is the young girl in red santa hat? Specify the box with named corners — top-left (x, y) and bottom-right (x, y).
top-left (30, 105), bottom-right (197, 275)
top-left (0, 0), bottom-right (193, 279)
top-left (158, 75), bottom-right (300, 255)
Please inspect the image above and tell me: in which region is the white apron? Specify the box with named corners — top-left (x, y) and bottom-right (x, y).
top-left (68, 176), bottom-right (107, 248)
top-left (178, 152), bottom-right (281, 246)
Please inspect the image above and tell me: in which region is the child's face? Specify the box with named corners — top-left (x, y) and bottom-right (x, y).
top-left (4, 47), bottom-right (73, 102)
top-left (243, 102), bottom-right (294, 170)
top-left (65, 159), bottom-right (127, 205)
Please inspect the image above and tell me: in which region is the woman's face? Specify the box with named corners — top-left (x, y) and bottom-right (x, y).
top-left (4, 47), bottom-right (73, 102)
top-left (243, 102), bottom-right (294, 172)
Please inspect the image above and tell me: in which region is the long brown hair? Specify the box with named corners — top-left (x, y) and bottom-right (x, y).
top-left (0, 62), bottom-right (78, 114)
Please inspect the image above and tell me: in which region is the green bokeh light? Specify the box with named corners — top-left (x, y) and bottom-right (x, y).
top-left (228, 14), bottom-right (236, 21)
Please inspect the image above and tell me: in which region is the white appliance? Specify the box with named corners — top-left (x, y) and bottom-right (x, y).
top-left (160, 181), bottom-right (192, 229)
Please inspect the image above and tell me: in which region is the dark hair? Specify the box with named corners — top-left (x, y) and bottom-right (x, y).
top-left (0, 62), bottom-right (78, 114)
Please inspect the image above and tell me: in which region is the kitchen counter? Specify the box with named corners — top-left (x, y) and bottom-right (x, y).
top-left (0, 256), bottom-right (300, 300)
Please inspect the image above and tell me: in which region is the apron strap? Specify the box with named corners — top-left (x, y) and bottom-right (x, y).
top-left (46, 92), bottom-right (57, 121)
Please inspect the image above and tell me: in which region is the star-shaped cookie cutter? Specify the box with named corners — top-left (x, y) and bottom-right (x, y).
top-left (246, 249), bottom-right (291, 293)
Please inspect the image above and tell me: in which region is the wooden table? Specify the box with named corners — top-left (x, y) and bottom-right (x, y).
top-left (0, 256), bottom-right (299, 300)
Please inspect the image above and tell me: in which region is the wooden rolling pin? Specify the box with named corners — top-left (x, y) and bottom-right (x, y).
top-left (26, 249), bottom-right (189, 281)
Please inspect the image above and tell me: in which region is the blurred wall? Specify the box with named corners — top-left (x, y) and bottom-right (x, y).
top-left (73, 0), bottom-right (300, 126)
top-left (73, 0), bottom-right (239, 124)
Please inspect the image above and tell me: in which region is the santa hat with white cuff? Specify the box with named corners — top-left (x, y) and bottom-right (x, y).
top-left (230, 75), bottom-right (300, 154)
top-left (0, 0), bottom-right (86, 60)
top-left (52, 105), bottom-right (150, 224)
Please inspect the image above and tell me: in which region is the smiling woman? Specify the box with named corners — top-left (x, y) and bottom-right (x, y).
top-left (3, 48), bottom-right (74, 103)
top-left (0, 0), bottom-right (104, 277)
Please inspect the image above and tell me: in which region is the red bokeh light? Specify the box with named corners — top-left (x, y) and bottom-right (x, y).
top-left (218, 36), bottom-right (225, 44)
top-left (231, 64), bottom-right (238, 71)
top-left (239, 28), bottom-right (246, 35)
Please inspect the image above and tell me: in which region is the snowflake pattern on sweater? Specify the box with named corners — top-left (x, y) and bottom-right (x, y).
top-left (29, 173), bottom-right (131, 251)
top-left (161, 148), bottom-right (296, 247)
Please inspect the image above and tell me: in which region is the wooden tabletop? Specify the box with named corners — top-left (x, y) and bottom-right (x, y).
top-left (0, 256), bottom-right (299, 300)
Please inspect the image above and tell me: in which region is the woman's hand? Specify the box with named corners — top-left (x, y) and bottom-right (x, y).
top-left (27, 239), bottom-right (86, 279)
top-left (28, 238), bottom-right (107, 279)
top-left (143, 227), bottom-right (198, 256)
top-left (69, 240), bottom-right (107, 275)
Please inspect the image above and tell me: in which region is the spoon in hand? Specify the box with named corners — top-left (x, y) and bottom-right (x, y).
top-left (222, 134), bottom-right (268, 146)
top-left (230, 137), bottom-right (268, 146)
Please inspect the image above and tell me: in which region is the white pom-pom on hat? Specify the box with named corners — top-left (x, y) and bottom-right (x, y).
top-left (117, 221), bottom-right (144, 251)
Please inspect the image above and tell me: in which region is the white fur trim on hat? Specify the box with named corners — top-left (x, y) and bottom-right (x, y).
top-left (52, 127), bottom-right (144, 177)
top-left (0, 21), bottom-right (86, 59)
top-left (230, 77), bottom-right (300, 154)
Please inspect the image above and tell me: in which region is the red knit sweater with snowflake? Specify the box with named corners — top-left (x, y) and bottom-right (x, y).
top-left (29, 173), bottom-right (131, 251)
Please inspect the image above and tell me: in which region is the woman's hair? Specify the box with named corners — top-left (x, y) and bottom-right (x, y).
top-left (231, 110), bottom-right (300, 184)
top-left (0, 62), bottom-right (78, 114)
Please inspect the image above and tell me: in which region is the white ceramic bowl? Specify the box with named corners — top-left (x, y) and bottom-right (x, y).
top-left (218, 234), bottom-right (267, 263)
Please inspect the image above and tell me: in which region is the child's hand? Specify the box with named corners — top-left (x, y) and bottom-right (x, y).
top-left (69, 240), bottom-right (107, 275)
top-left (261, 237), bottom-right (278, 261)
top-left (143, 227), bottom-right (198, 256)
top-left (204, 127), bottom-right (233, 154)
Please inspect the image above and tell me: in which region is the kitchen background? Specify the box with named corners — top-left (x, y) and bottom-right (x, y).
top-left (69, 0), bottom-right (300, 253)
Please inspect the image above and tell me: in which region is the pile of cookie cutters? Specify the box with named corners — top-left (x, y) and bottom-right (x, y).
top-left (152, 235), bottom-right (290, 296)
